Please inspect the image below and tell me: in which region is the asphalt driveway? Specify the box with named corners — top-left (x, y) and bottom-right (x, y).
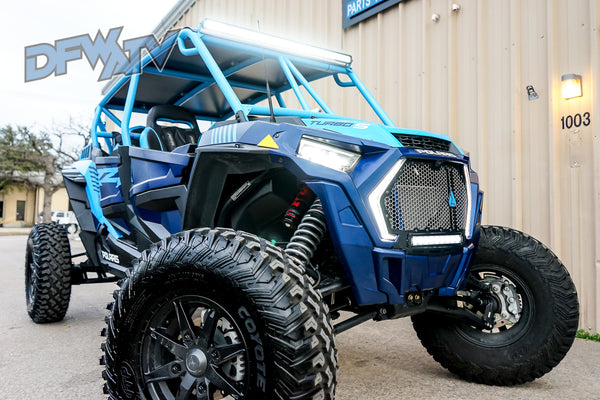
top-left (1, 235), bottom-right (598, 399)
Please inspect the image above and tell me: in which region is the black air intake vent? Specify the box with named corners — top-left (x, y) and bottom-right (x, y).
top-left (393, 133), bottom-right (451, 152)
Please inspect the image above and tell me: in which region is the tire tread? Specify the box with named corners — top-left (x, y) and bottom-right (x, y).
top-left (25, 223), bottom-right (72, 323)
top-left (103, 228), bottom-right (337, 399)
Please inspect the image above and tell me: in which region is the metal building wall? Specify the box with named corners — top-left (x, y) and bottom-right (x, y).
top-left (168, 0), bottom-right (600, 332)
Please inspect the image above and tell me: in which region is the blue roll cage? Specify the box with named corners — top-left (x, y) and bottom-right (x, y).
top-left (91, 20), bottom-right (395, 152)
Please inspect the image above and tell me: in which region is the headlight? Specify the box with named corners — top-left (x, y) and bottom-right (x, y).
top-left (297, 136), bottom-right (361, 172)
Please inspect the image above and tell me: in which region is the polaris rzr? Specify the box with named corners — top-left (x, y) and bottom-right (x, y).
top-left (25, 19), bottom-right (579, 400)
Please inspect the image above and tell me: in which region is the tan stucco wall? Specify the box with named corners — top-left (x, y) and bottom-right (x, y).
top-left (0, 186), bottom-right (69, 227)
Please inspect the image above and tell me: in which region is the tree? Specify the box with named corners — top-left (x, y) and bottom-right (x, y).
top-left (0, 122), bottom-right (87, 223)
top-left (0, 126), bottom-right (45, 193)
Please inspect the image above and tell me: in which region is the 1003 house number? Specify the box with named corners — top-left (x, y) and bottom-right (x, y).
top-left (561, 112), bottom-right (591, 129)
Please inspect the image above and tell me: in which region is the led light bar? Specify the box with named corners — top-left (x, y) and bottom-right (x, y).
top-left (368, 159), bottom-right (405, 242)
top-left (199, 19), bottom-right (353, 67)
top-left (411, 234), bottom-right (463, 247)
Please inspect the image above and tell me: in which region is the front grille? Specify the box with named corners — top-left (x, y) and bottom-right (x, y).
top-left (382, 159), bottom-right (468, 233)
top-left (394, 134), bottom-right (451, 152)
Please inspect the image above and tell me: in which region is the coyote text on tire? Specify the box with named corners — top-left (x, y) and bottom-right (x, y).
top-left (30, 18), bottom-right (579, 399)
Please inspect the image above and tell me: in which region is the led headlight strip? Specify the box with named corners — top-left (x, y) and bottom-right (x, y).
top-left (368, 159), bottom-right (405, 242)
top-left (463, 164), bottom-right (473, 240)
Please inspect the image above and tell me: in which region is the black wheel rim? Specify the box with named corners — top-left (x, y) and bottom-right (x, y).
top-left (25, 238), bottom-right (36, 311)
top-left (141, 295), bottom-right (248, 400)
top-left (455, 264), bottom-right (535, 348)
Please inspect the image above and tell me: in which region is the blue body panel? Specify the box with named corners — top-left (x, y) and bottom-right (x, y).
top-left (199, 120), bottom-right (482, 305)
top-left (129, 148), bottom-right (191, 197)
top-left (300, 118), bottom-right (460, 152)
top-left (72, 160), bottom-right (121, 238)
top-left (128, 147), bottom-right (195, 234)
top-left (97, 165), bottom-right (124, 207)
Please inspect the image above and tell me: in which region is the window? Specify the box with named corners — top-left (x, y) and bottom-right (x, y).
top-left (16, 200), bottom-right (25, 221)
top-left (0, 201), bottom-right (3, 219)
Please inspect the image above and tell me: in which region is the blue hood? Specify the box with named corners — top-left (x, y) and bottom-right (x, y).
top-left (301, 118), bottom-right (458, 151)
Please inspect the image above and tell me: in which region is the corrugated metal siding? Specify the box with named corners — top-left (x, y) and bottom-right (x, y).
top-left (169, 0), bottom-right (599, 331)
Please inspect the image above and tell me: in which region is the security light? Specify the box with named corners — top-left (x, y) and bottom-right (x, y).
top-left (561, 74), bottom-right (582, 99)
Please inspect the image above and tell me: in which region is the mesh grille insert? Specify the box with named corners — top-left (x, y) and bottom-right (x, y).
top-left (382, 160), bottom-right (468, 233)
top-left (394, 134), bottom-right (451, 152)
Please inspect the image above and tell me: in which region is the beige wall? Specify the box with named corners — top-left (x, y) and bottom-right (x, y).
top-left (0, 186), bottom-right (69, 227)
top-left (0, 186), bottom-right (36, 227)
top-left (34, 187), bottom-right (70, 216)
top-left (168, 0), bottom-right (600, 331)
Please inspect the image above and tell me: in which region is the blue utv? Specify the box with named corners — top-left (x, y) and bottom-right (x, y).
top-left (25, 19), bottom-right (579, 400)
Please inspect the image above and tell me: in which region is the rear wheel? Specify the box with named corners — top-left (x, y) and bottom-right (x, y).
top-left (412, 225), bottom-right (579, 385)
top-left (102, 228), bottom-right (337, 399)
top-left (25, 223), bottom-right (72, 323)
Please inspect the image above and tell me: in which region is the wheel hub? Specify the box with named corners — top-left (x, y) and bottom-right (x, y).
top-left (143, 297), bottom-right (248, 399)
top-left (486, 276), bottom-right (522, 325)
top-left (185, 348), bottom-right (208, 376)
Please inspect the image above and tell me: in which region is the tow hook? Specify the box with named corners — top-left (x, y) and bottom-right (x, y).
top-left (407, 292), bottom-right (423, 305)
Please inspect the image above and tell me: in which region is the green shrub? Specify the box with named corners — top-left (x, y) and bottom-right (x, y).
top-left (576, 329), bottom-right (600, 342)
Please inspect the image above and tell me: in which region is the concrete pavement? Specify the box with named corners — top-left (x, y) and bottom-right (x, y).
top-left (1, 235), bottom-right (598, 399)
top-left (0, 227), bottom-right (32, 236)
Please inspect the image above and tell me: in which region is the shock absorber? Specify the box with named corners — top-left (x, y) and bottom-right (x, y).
top-left (285, 199), bottom-right (327, 268)
top-left (283, 185), bottom-right (316, 229)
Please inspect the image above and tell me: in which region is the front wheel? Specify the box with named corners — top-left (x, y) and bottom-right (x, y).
top-left (412, 225), bottom-right (579, 385)
top-left (102, 228), bottom-right (337, 399)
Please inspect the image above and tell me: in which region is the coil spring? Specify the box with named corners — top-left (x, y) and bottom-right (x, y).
top-left (285, 199), bottom-right (327, 268)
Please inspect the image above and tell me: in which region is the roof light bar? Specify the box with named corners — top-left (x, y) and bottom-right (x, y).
top-left (199, 19), bottom-right (352, 67)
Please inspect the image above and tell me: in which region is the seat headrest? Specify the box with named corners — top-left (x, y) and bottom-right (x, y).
top-left (147, 105), bottom-right (200, 133)
top-left (146, 105), bottom-right (201, 151)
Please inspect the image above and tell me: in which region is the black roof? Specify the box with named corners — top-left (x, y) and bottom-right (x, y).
top-left (103, 31), bottom-right (341, 120)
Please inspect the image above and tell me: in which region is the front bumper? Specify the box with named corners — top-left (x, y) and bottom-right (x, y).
top-left (306, 148), bottom-right (482, 305)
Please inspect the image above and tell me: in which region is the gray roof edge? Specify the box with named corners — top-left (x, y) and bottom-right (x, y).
top-left (152, 0), bottom-right (197, 38)
top-left (101, 0), bottom-right (197, 96)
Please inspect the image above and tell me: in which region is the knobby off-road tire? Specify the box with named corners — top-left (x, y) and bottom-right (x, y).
top-left (412, 225), bottom-right (579, 385)
top-left (102, 228), bottom-right (337, 400)
top-left (25, 223), bottom-right (72, 323)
